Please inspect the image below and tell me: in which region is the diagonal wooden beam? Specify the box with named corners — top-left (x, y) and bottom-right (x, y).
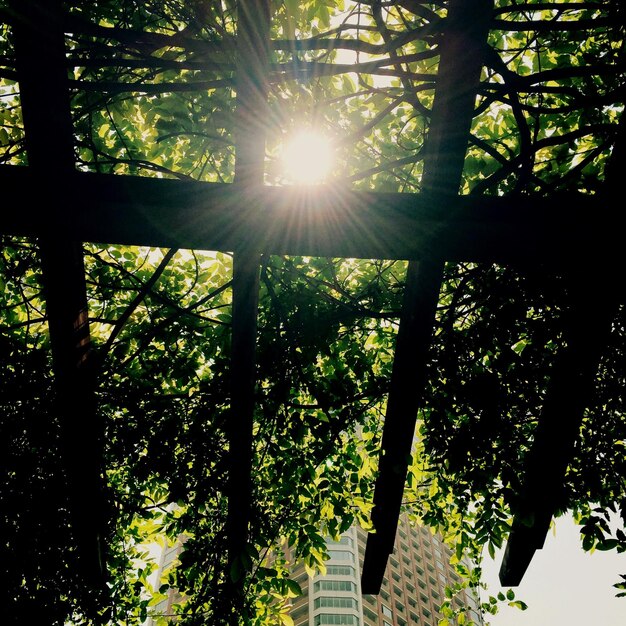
top-left (499, 112), bottom-right (626, 586)
top-left (9, 0), bottom-right (108, 611)
top-left (361, 257), bottom-right (443, 592)
top-left (499, 265), bottom-right (621, 585)
top-left (362, 0), bottom-right (493, 593)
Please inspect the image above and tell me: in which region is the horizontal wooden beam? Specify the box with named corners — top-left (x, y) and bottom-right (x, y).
top-left (0, 166), bottom-right (618, 265)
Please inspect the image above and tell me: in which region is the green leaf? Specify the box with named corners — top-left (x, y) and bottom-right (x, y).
top-left (285, 578), bottom-right (302, 598)
top-left (280, 614), bottom-right (294, 626)
top-left (596, 539), bottom-right (619, 551)
top-left (508, 601), bottom-right (528, 611)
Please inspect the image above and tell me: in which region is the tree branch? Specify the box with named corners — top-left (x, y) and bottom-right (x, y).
top-left (99, 247), bottom-right (177, 362)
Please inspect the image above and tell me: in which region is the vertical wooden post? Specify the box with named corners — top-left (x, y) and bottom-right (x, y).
top-left (10, 0), bottom-right (108, 612)
top-left (225, 0), bottom-right (270, 620)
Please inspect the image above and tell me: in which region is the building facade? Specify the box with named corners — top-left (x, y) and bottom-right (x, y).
top-left (147, 516), bottom-right (483, 626)
top-left (288, 515), bottom-right (483, 626)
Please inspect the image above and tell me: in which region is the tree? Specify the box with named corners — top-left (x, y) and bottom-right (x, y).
top-left (0, 1), bottom-right (624, 624)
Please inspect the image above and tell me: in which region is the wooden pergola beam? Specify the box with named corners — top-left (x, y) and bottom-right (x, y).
top-left (361, 258), bottom-right (443, 592)
top-left (362, 0), bottom-right (493, 593)
top-left (0, 167), bottom-right (618, 265)
top-left (9, 0), bottom-right (107, 609)
top-left (499, 266), bottom-right (621, 585)
top-left (499, 112), bottom-right (626, 586)
top-left (224, 0), bottom-right (270, 618)
top-left (1, 0), bottom-right (622, 614)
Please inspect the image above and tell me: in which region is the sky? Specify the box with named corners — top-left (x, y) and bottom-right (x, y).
top-left (480, 515), bottom-right (625, 626)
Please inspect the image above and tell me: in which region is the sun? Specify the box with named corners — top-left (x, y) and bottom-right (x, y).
top-left (282, 131), bottom-right (333, 184)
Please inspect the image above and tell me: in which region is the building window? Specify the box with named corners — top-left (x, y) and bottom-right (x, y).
top-left (314, 615), bottom-right (359, 626)
top-left (326, 565), bottom-right (355, 577)
top-left (364, 607), bottom-right (378, 622)
top-left (382, 604), bottom-right (393, 619)
top-left (395, 600), bottom-right (405, 613)
top-left (410, 611), bottom-right (420, 623)
top-left (295, 570), bottom-right (309, 583)
top-left (290, 605), bottom-right (309, 623)
top-left (314, 597), bottom-right (358, 610)
top-left (313, 580), bottom-right (356, 593)
top-left (327, 550), bottom-right (354, 562)
top-left (327, 536), bottom-right (354, 548)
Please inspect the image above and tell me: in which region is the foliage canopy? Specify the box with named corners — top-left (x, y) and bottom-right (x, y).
top-left (0, 0), bottom-right (624, 624)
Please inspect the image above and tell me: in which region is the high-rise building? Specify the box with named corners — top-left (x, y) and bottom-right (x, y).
top-left (147, 516), bottom-right (483, 626)
top-left (148, 537), bottom-right (186, 625)
top-left (287, 515), bottom-right (483, 626)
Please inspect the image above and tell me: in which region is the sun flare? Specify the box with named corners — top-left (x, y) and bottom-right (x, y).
top-left (282, 131), bottom-right (333, 184)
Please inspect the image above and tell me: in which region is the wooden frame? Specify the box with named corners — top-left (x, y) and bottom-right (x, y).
top-left (1, 0), bottom-right (624, 610)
